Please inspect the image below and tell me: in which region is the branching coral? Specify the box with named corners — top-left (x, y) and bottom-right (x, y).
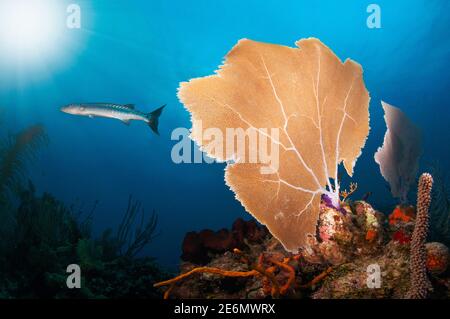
top-left (116, 195), bottom-right (158, 258)
top-left (154, 247), bottom-right (334, 299)
top-left (298, 267), bottom-right (333, 289)
top-left (406, 173), bottom-right (433, 299)
top-left (96, 195), bottom-right (159, 261)
top-left (340, 182), bottom-right (358, 202)
top-left (178, 38), bottom-right (370, 252)
top-left (154, 249), bottom-right (283, 299)
top-left (155, 267), bottom-right (260, 292)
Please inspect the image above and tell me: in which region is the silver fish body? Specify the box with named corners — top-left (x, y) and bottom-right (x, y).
top-left (61, 103), bottom-right (165, 134)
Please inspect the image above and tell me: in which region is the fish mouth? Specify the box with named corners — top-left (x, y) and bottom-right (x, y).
top-left (60, 105), bottom-right (73, 114)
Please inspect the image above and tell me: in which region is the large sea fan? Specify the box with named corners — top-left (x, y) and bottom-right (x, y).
top-left (178, 38), bottom-right (370, 252)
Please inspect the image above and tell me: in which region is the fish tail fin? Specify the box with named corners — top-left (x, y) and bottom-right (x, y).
top-left (147, 104), bottom-right (166, 135)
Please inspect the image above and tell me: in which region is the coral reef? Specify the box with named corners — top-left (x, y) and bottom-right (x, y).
top-left (425, 242), bottom-right (449, 275)
top-left (301, 201), bottom-right (385, 265)
top-left (388, 205), bottom-right (416, 244)
top-left (158, 193), bottom-right (450, 299)
top-left (0, 183), bottom-right (168, 298)
top-left (181, 218), bottom-right (268, 264)
top-left (312, 241), bottom-right (411, 299)
top-left (406, 173), bottom-right (433, 299)
top-left (178, 37), bottom-right (370, 252)
top-left (156, 234), bottom-right (331, 299)
top-left (389, 205), bottom-right (415, 225)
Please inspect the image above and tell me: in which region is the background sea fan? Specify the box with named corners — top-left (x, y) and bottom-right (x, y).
top-left (0, 124), bottom-right (48, 199)
top-left (178, 38), bottom-right (370, 252)
top-left (374, 101), bottom-right (422, 203)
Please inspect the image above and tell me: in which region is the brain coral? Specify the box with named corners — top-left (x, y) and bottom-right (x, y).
top-left (178, 38), bottom-right (370, 252)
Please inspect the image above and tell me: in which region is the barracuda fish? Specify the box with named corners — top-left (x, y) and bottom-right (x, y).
top-left (60, 103), bottom-right (165, 135)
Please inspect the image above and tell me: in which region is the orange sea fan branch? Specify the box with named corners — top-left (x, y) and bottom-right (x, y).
top-left (154, 250), bottom-right (283, 299)
top-left (154, 267), bottom-right (259, 289)
top-left (268, 258), bottom-right (296, 295)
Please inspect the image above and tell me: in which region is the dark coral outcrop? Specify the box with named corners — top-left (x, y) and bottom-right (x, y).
top-left (181, 218), bottom-right (269, 264)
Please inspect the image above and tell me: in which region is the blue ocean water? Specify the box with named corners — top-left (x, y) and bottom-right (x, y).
top-left (0, 0), bottom-right (448, 269)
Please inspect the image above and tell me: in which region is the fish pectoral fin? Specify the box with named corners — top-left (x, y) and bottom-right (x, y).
top-left (88, 115), bottom-right (94, 118)
top-left (121, 119), bottom-right (131, 126)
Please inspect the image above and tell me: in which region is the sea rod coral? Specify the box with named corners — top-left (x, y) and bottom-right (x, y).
top-left (406, 173), bottom-right (433, 299)
top-left (178, 38), bottom-right (370, 252)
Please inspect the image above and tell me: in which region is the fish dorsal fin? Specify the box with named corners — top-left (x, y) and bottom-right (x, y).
top-left (124, 104), bottom-right (135, 109)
